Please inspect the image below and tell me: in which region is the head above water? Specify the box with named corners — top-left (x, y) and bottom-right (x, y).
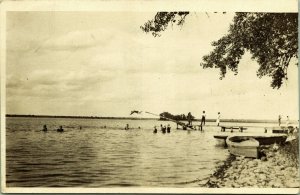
top-left (203, 111), bottom-right (205, 113)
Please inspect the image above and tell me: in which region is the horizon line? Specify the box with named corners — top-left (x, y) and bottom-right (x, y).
top-left (5, 114), bottom-right (298, 123)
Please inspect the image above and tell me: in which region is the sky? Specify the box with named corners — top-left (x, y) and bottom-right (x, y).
top-left (6, 11), bottom-right (298, 120)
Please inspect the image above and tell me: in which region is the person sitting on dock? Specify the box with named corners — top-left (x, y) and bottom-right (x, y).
top-left (57, 126), bottom-right (64, 132)
top-left (153, 126), bottom-right (158, 133)
top-left (201, 111), bottom-right (206, 126)
top-left (42, 125), bottom-right (47, 131)
top-left (125, 124), bottom-right (129, 130)
top-left (167, 124), bottom-right (171, 133)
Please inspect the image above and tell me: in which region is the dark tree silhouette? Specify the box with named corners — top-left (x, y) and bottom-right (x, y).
top-left (159, 112), bottom-right (195, 121)
top-left (140, 12), bottom-right (189, 37)
top-left (141, 12), bottom-right (298, 89)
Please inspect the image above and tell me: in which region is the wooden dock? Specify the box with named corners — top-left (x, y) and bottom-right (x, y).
top-left (220, 126), bottom-right (248, 132)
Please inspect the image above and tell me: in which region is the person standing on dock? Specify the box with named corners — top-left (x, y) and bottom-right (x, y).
top-left (201, 111), bottom-right (206, 126)
top-left (187, 112), bottom-right (192, 126)
top-left (278, 115), bottom-right (281, 126)
top-left (216, 112), bottom-right (221, 126)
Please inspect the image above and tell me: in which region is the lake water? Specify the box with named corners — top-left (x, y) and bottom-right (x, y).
top-left (6, 117), bottom-right (278, 187)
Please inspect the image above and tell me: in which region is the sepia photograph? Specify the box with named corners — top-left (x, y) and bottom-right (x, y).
top-left (1, 0), bottom-right (299, 193)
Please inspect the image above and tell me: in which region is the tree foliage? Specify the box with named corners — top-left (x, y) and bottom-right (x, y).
top-left (141, 12), bottom-right (298, 89)
top-left (140, 12), bottom-right (189, 37)
top-left (159, 111), bottom-right (195, 121)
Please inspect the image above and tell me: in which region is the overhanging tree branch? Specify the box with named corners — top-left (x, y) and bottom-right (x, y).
top-left (141, 12), bottom-right (298, 89)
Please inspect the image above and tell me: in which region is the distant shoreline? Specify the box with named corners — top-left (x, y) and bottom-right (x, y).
top-left (5, 114), bottom-right (297, 124)
top-left (5, 114), bottom-right (156, 120)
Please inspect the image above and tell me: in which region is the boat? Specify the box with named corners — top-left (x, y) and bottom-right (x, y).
top-left (266, 126), bottom-right (295, 134)
top-left (272, 129), bottom-right (288, 134)
top-left (213, 134), bottom-right (228, 147)
top-left (226, 136), bottom-right (259, 158)
top-left (214, 133), bottom-right (287, 147)
top-left (253, 135), bottom-right (287, 145)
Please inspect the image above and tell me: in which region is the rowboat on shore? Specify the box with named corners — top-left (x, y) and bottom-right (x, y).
top-left (214, 134), bottom-right (287, 147)
top-left (226, 136), bottom-right (259, 158)
top-left (254, 135), bottom-right (287, 145)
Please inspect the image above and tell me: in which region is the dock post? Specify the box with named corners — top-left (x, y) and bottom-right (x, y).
top-left (176, 123), bottom-right (179, 129)
top-left (231, 127), bottom-right (233, 133)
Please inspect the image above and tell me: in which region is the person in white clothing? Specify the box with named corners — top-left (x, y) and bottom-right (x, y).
top-left (286, 116), bottom-right (290, 126)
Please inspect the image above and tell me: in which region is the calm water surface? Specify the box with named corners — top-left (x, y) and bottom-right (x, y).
top-left (6, 117), bottom-right (276, 187)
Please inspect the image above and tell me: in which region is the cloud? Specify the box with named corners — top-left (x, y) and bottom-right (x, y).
top-left (6, 68), bottom-right (115, 101)
top-left (41, 29), bottom-right (114, 51)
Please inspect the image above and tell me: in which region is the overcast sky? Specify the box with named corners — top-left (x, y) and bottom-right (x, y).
top-left (6, 12), bottom-right (298, 120)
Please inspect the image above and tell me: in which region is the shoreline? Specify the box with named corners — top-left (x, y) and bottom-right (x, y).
top-left (203, 137), bottom-right (299, 188)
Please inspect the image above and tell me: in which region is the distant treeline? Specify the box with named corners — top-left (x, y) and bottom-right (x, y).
top-left (5, 114), bottom-right (155, 120)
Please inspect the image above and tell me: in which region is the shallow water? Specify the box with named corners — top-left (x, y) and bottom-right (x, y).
top-left (6, 117), bottom-right (277, 187)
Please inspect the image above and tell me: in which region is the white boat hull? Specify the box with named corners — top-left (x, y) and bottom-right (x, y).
top-left (226, 136), bottom-right (259, 158)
